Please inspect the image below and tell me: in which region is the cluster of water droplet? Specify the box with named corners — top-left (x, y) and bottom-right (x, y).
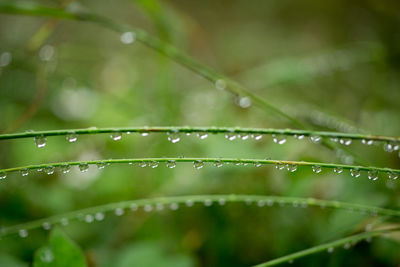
top-left (270, 162), bottom-right (399, 181)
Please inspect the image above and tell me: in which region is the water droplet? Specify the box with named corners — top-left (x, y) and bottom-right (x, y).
top-left (388, 172), bottom-right (398, 180)
top-left (272, 134), bottom-right (287, 145)
top-left (350, 168), bottom-right (361, 178)
top-left (196, 132), bottom-right (208, 140)
top-left (225, 132), bottom-right (237, 141)
top-left (0, 172), bottom-right (6, 180)
top-left (40, 248), bottom-right (54, 263)
top-left (35, 135), bottom-right (47, 148)
top-left (339, 138), bottom-right (352, 146)
top-left (236, 96), bottom-right (252, 108)
top-left (60, 164), bottom-right (71, 174)
top-left (120, 31), bottom-right (136, 44)
top-left (213, 161), bottom-right (223, 168)
top-left (254, 162), bottom-right (262, 167)
top-left (367, 170), bottom-right (378, 181)
top-left (327, 247), bottom-right (334, 253)
top-left (20, 169), bottom-right (30, 176)
top-left (167, 131), bottom-right (180, 143)
top-left (141, 131), bottom-right (149, 136)
top-left (310, 135), bottom-right (322, 144)
top-left (361, 139), bottom-right (373, 146)
top-left (130, 204), bottom-right (138, 211)
top-left (204, 199), bottom-right (213, 206)
top-left (44, 166), bottom-right (55, 175)
top-left (139, 162), bottom-right (147, 168)
top-left (85, 214), bottom-right (94, 223)
top-left (144, 204), bottom-right (153, 212)
top-left (166, 160), bottom-right (176, 169)
top-left (312, 165), bottom-right (322, 173)
top-left (156, 203), bottom-right (164, 211)
top-left (95, 212), bottom-right (105, 221)
top-left (66, 132), bottom-right (78, 143)
top-left (240, 134), bottom-right (249, 140)
top-left (39, 45), bottom-right (54, 61)
top-left (186, 199), bottom-right (194, 207)
top-left (79, 163), bottom-right (89, 172)
top-left (343, 243), bottom-right (351, 249)
top-left (149, 161), bottom-right (159, 168)
top-left (60, 218), bottom-right (69, 226)
top-left (19, 229), bottom-right (28, 238)
top-left (294, 134), bottom-right (305, 140)
top-left (115, 208), bottom-right (124, 216)
top-left (286, 164), bottom-right (297, 172)
top-left (383, 142), bottom-right (394, 152)
top-left (215, 79), bottom-right (227, 90)
top-left (257, 200), bottom-right (265, 207)
top-left (275, 162), bottom-right (285, 170)
top-left (96, 162), bottom-right (106, 169)
top-left (110, 132), bottom-right (122, 141)
top-left (42, 222), bottom-right (51, 230)
top-left (193, 160), bottom-right (204, 169)
top-left (333, 167), bottom-right (343, 174)
top-left (252, 134), bottom-right (263, 140)
top-left (0, 52), bottom-right (12, 67)
top-left (267, 200), bottom-right (274, 206)
top-left (218, 198), bottom-right (226, 205)
top-left (330, 137), bottom-right (339, 143)
top-left (169, 203), bottom-right (179, 210)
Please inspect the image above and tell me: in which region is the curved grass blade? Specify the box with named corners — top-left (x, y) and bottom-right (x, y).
top-left (0, 126), bottom-right (398, 143)
top-left (1, 194), bottom-right (399, 238)
top-left (253, 227), bottom-right (400, 267)
top-left (1, 158), bottom-right (399, 177)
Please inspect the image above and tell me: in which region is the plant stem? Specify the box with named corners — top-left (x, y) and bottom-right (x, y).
top-left (253, 227), bottom-right (400, 267)
top-left (0, 126), bottom-right (398, 142)
top-left (1, 195), bottom-right (399, 238)
top-left (1, 157), bottom-right (399, 175)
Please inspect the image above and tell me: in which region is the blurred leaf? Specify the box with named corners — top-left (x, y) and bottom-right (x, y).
top-left (113, 241), bottom-right (194, 267)
top-left (33, 228), bottom-right (86, 267)
top-left (0, 253), bottom-right (27, 267)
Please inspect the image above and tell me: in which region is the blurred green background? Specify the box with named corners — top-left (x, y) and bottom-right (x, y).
top-left (0, 0), bottom-right (400, 266)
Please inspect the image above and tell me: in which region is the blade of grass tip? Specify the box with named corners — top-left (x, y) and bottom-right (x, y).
top-left (253, 227), bottom-right (400, 267)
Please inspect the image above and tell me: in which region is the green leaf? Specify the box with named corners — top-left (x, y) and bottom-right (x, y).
top-left (33, 228), bottom-right (87, 267)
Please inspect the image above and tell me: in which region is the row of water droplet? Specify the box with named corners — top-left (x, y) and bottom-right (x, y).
top-left (274, 162), bottom-right (398, 181)
top-left (32, 132), bottom-right (400, 155)
top-left (10, 195), bottom-right (381, 239)
top-left (1, 159), bottom-right (398, 181)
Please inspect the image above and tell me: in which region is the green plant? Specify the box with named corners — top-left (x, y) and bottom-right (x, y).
top-left (0, 1), bottom-right (399, 266)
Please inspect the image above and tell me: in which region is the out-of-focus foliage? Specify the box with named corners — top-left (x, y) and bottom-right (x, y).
top-left (33, 228), bottom-right (86, 267)
top-left (0, 0), bottom-right (399, 266)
